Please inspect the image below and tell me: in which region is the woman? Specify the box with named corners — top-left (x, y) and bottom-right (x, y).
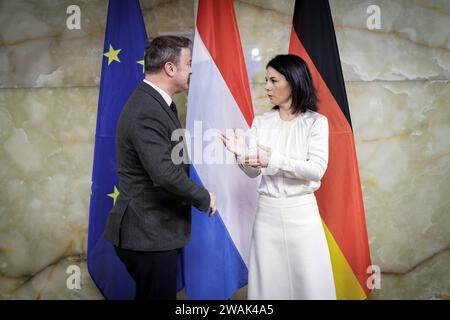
top-left (219, 55), bottom-right (336, 299)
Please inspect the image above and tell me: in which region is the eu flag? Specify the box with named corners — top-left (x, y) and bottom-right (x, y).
top-left (87, 0), bottom-right (147, 300)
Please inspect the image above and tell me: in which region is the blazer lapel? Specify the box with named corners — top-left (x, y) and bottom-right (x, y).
top-left (138, 82), bottom-right (189, 165)
top-left (138, 82), bottom-right (181, 129)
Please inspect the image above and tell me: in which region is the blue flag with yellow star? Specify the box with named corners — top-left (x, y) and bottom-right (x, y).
top-left (87, 0), bottom-right (147, 300)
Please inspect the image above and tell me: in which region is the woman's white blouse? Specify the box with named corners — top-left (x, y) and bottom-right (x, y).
top-left (237, 109), bottom-right (329, 197)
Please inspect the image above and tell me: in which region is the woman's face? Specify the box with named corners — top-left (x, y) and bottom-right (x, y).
top-left (265, 67), bottom-right (292, 107)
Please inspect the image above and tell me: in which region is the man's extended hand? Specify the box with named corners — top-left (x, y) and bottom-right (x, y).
top-left (209, 192), bottom-right (217, 217)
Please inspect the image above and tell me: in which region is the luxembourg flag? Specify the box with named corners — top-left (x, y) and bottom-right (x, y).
top-left (182, 0), bottom-right (257, 299)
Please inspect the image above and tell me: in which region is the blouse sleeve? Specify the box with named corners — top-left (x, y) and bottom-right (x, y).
top-left (236, 117), bottom-right (262, 179)
top-left (267, 116), bottom-right (329, 182)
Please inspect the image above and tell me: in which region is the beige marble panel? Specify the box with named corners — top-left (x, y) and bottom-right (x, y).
top-left (348, 80), bottom-right (450, 273)
top-left (235, 0), bottom-right (294, 84)
top-left (2, 0), bottom-right (449, 86)
top-left (0, 88), bottom-right (97, 279)
top-left (0, 0), bottom-right (195, 88)
top-left (1, 256), bottom-right (102, 299)
top-left (141, 0), bottom-right (194, 39)
top-left (329, 0), bottom-right (450, 81)
top-left (369, 249), bottom-right (450, 299)
top-left (0, 0), bottom-right (107, 88)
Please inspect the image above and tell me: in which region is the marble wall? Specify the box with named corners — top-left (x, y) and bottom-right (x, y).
top-left (0, 0), bottom-right (448, 299)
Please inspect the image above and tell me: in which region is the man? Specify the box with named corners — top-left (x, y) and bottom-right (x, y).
top-left (103, 36), bottom-right (216, 300)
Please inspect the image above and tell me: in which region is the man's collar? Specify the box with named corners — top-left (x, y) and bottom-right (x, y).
top-left (143, 79), bottom-right (172, 107)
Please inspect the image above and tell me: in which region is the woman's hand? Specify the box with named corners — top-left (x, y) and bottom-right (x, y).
top-left (218, 129), bottom-right (245, 157)
top-left (244, 144), bottom-right (272, 168)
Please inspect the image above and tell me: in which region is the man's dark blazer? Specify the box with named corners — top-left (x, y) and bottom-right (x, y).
top-left (103, 82), bottom-right (210, 252)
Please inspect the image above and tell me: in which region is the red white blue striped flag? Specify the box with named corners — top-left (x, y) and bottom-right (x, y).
top-left (182, 0), bottom-right (257, 299)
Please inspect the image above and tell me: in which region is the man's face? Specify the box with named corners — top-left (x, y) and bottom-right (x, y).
top-left (173, 47), bottom-right (192, 93)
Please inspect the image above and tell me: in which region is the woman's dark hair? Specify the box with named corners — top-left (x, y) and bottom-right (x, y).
top-left (266, 54), bottom-right (317, 113)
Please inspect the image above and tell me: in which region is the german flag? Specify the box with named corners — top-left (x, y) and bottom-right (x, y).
top-left (289, 0), bottom-right (372, 299)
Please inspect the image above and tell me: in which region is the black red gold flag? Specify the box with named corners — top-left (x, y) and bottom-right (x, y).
top-left (289, 0), bottom-right (372, 299)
